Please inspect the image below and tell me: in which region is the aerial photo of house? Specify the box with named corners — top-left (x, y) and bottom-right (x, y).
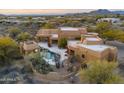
top-left (0, 9), bottom-right (124, 84)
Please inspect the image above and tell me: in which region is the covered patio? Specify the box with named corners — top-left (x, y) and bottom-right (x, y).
top-left (36, 29), bottom-right (59, 47)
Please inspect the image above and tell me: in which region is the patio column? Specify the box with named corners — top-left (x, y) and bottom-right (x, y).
top-left (48, 37), bottom-right (52, 47)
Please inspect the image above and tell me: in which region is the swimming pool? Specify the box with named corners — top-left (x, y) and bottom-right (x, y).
top-left (40, 48), bottom-right (60, 65)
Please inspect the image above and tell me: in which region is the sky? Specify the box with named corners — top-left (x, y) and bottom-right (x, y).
top-left (0, 9), bottom-right (123, 15)
top-left (0, 9), bottom-right (94, 15)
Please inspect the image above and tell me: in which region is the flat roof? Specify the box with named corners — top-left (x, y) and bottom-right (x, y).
top-left (85, 38), bottom-right (100, 41)
top-left (87, 32), bottom-right (98, 35)
top-left (79, 44), bottom-right (109, 52)
top-left (60, 27), bottom-right (79, 31)
top-left (23, 41), bottom-right (38, 51)
top-left (51, 34), bottom-right (58, 39)
top-left (100, 18), bottom-right (120, 20)
top-left (68, 40), bottom-right (112, 52)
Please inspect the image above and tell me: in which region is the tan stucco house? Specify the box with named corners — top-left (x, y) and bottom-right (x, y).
top-left (35, 27), bottom-right (117, 62)
top-left (67, 36), bottom-right (117, 62)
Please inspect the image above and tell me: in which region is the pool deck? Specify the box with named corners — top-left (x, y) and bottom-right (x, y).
top-left (38, 42), bottom-right (68, 63)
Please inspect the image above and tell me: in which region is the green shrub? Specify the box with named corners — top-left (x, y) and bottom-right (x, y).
top-left (58, 38), bottom-right (67, 48)
top-left (96, 22), bottom-right (112, 32)
top-left (0, 37), bottom-right (21, 66)
top-left (42, 23), bottom-right (55, 29)
top-left (17, 32), bottom-right (32, 42)
top-left (28, 52), bottom-right (53, 74)
top-left (7, 27), bottom-right (21, 39)
top-left (101, 29), bottom-right (124, 42)
top-left (79, 60), bottom-right (124, 84)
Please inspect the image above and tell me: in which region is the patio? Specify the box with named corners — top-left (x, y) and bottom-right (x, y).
top-left (38, 42), bottom-right (68, 63)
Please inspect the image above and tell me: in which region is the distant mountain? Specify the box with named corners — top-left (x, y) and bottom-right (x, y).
top-left (89, 9), bottom-right (113, 15)
top-left (89, 9), bottom-right (124, 15)
top-left (0, 14), bottom-right (5, 16)
top-left (113, 11), bottom-right (124, 15)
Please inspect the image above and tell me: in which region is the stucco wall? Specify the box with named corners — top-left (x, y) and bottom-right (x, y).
top-left (83, 39), bottom-right (103, 45)
top-left (68, 45), bottom-right (117, 63)
top-left (58, 31), bottom-right (81, 39)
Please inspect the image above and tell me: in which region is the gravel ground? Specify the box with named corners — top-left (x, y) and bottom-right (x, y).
top-left (0, 59), bottom-right (75, 84)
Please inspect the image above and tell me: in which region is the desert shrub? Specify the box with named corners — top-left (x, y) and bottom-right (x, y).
top-left (29, 52), bottom-right (53, 74)
top-left (0, 37), bottom-right (21, 66)
top-left (102, 29), bottom-right (124, 42)
top-left (96, 22), bottom-right (112, 32)
top-left (58, 38), bottom-right (67, 48)
top-left (42, 23), bottom-right (55, 29)
top-left (17, 32), bottom-right (32, 42)
top-left (79, 60), bottom-right (124, 84)
top-left (7, 27), bottom-right (21, 39)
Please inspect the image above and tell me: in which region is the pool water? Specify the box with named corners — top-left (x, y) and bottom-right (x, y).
top-left (40, 49), bottom-right (60, 65)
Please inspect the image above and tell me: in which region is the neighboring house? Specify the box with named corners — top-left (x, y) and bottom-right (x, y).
top-left (67, 36), bottom-right (117, 62)
top-left (20, 41), bottom-right (40, 54)
top-left (97, 18), bottom-right (120, 23)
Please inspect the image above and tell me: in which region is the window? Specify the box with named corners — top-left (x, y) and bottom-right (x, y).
top-left (82, 54), bottom-right (85, 58)
top-left (70, 50), bottom-right (74, 55)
